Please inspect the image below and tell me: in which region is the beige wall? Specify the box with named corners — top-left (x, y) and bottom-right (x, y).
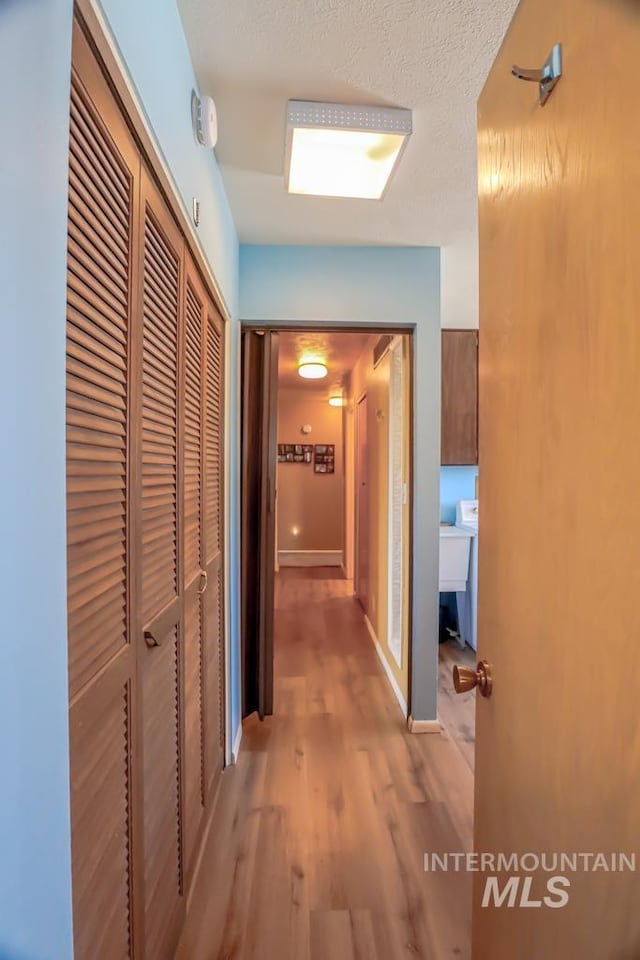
top-left (277, 387), bottom-right (344, 554)
top-left (345, 335), bottom-right (411, 702)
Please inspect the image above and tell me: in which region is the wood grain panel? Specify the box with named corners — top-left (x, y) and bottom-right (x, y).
top-left (70, 657), bottom-right (133, 960)
top-left (66, 75), bottom-right (130, 700)
top-left (204, 567), bottom-right (224, 787)
top-left (141, 624), bottom-right (183, 959)
top-left (441, 330), bottom-right (478, 466)
top-left (140, 208), bottom-right (179, 626)
top-left (183, 590), bottom-right (205, 871)
top-left (475, 1), bottom-right (640, 955)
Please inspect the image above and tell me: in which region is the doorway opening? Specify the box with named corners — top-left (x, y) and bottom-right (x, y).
top-left (241, 327), bottom-right (413, 723)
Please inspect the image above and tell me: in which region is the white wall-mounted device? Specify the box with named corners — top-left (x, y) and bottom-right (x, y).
top-left (191, 90), bottom-right (218, 149)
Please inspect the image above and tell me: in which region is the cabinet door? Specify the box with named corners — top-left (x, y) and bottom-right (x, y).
top-left (441, 329), bottom-right (478, 465)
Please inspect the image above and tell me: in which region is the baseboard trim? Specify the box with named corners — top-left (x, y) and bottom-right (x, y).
top-left (231, 721), bottom-right (243, 764)
top-left (407, 716), bottom-right (443, 735)
top-left (278, 549), bottom-right (343, 567)
top-left (364, 615), bottom-right (408, 718)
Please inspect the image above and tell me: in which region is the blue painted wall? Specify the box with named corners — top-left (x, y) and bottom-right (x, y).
top-left (98, 0), bottom-right (239, 316)
top-left (240, 244), bottom-right (442, 721)
top-left (440, 466), bottom-right (478, 522)
top-left (0, 1), bottom-right (75, 958)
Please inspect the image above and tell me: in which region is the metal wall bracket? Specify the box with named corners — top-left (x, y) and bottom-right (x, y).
top-left (512, 43), bottom-right (562, 106)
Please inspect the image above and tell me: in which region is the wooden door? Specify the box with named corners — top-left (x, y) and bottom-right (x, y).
top-left (180, 254), bottom-right (225, 873)
top-left (240, 330), bottom-right (278, 718)
top-left (355, 394), bottom-right (369, 614)
top-left (441, 330), bottom-right (478, 465)
top-left (65, 23), bottom-right (140, 960)
top-left (202, 299), bottom-right (225, 786)
top-left (182, 255), bottom-right (207, 880)
top-left (475, 1), bottom-right (640, 957)
top-left (137, 165), bottom-right (185, 959)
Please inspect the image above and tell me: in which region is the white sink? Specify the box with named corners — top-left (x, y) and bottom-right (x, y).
top-left (439, 525), bottom-right (473, 592)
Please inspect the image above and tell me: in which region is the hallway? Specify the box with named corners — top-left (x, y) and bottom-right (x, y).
top-left (177, 571), bottom-right (474, 960)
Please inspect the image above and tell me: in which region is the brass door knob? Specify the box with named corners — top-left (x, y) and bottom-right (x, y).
top-left (453, 660), bottom-right (493, 698)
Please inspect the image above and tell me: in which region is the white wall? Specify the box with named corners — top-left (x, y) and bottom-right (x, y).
top-left (240, 244), bottom-right (442, 721)
top-left (0, 2), bottom-right (75, 957)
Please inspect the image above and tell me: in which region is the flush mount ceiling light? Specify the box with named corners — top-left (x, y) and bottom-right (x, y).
top-left (285, 101), bottom-right (412, 200)
top-left (298, 361), bottom-right (328, 380)
top-left (328, 395), bottom-right (346, 407)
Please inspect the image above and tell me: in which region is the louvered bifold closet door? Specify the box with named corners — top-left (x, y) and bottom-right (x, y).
top-left (182, 254), bottom-right (207, 880)
top-left (66, 22), bottom-right (140, 960)
top-left (203, 303), bottom-right (225, 794)
top-left (137, 167), bottom-right (185, 960)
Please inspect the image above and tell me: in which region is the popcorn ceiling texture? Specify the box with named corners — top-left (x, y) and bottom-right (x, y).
top-left (177, 0), bottom-right (519, 327)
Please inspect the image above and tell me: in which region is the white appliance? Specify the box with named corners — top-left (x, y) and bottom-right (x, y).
top-left (456, 499), bottom-right (478, 650)
top-left (439, 525), bottom-right (473, 592)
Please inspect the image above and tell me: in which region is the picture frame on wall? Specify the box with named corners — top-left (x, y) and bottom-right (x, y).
top-left (314, 444), bottom-right (335, 474)
top-left (278, 443), bottom-right (314, 464)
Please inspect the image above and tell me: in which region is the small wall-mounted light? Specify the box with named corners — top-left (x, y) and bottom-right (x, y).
top-left (328, 395), bottom-right (345, 407)
top-left (191, 90), bottom-right (218, 149)
top-left (298, 362), bottom-right (327, 380)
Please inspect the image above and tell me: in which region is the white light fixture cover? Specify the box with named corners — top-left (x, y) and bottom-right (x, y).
top-left (285, 100), bottom-right (412, 200)
top-left (298, 362), bottom-right (328, 380)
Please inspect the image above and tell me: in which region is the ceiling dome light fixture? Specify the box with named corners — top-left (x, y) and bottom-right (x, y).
top-left (298, 362), bottom-right (328, 380)
top-left (285, 101), bottom-right (412, 200)
top-left (328, 395), bottom-right (345, 407)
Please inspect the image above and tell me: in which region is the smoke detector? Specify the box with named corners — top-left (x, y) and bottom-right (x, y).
top-left (191, 90), bottom-right (218, 149)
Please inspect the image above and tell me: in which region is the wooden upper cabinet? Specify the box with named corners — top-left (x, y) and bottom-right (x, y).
top-left (441, 329), bottom-right (478, 465)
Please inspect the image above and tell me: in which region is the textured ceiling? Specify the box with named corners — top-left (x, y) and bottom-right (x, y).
top-left (177, 0), bottom-right (519, 326)
top-left (278, 331), bottom-right (371, 390)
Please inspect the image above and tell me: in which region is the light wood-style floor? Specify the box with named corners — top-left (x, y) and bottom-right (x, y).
top-left (177, 571), bottom-right (475, 960)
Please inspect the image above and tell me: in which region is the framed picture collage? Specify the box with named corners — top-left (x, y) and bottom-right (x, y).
top-left (277, 443), bottom-right (335, 474)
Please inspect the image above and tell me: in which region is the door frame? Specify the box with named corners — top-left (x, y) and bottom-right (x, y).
top-left (354, 391), bottom-right (369, 612)
top-left (74, 0), bottom-right (235, 767)
top-left (241, 321), bottom-right (415, 719)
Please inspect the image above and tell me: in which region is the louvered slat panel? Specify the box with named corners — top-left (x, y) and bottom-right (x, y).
top-left (184, 592), bottom-right (204, 871)
top-left (204, 316), bottom-right (222, 562)
top-left (141, 209), bottom-right (179, 625)
top-left (184, 282), bottom-right (202, 583)
top-left (66, 77), bottom-right (129, 702)
top-left (70, 674), bottom-right (132, 960)
top-left (205, 568), bottom-right (224, 782)
top-left (142, 625), bottom-right (182, 960)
